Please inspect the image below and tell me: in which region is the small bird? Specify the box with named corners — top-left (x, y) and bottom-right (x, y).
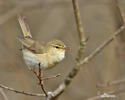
top-left (18, 15), bottom-right (66, 75)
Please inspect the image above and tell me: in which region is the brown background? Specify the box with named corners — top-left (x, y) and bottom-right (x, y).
top-left (0, 0), bottom-right (125, 100)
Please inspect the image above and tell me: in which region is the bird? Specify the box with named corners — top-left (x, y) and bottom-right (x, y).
top-left (17, 15), bottom-right (66, 76)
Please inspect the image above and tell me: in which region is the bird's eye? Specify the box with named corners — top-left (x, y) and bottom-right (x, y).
top-left (55, 46), bottom-right (59, 49)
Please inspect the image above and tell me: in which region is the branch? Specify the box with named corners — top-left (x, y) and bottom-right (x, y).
top-left (50, 26), bottom-right (125, 99)
top-left (87, 93), bottom-right (116, 100)
top-left (72, 0), bottom-right (86, 62)
top-left (49, 0), bottom-right (86, 99)
top-left (1, 0), bottom-right (125, 99)
top-left (0, 83), bottom-right (45, 97)
top-left (97, 77), bottom-right (125, 90)
top-left (87, 84), bottom-right (125, 100)
top-left (0, 88), bottom-right (9, 100)
top-left (45, 0), bottom-right (125, 99)
top-left (41, 74), bottom-right (61, 81)
top-left (38, 66), bottom-right (48, 97)
top-left (115, 0), bottom-right (125, 25)
top-left (31, 67), bottom-right (48, 97)
top-left (108, 78), bottom-right (125, 86)
top-left (79, 25), bottom-right (125, 66)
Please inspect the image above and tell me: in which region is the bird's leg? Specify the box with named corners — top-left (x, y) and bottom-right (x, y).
top-left (38, 64), bottom-right (44, 85)
top-left (31, 69), bottom-right (39, 77)
top-left (30, 69), bottom-right (44, 84)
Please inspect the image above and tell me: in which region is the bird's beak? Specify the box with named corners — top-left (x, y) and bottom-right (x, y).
top-left (63, 47), bottom-right (69, 50)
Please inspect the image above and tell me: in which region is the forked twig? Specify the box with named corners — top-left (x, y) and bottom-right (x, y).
top-left (41, 74), bottom-right (61, 81)
top-left (38, 66), bottom-right (48, 97)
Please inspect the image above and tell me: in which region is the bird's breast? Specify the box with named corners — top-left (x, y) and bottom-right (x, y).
top-left (22, 49), bottom-right (41, 69)
top-left (22, 49), bottom-right (65, 69)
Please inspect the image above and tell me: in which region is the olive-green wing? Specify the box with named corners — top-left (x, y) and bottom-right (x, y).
top-left (18, 38), bottom-right (45, 54)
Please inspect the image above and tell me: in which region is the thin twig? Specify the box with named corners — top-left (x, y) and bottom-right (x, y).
top-left (38, 66), bottom-right (48, 97)
top-left (79, 25), bottom-right (125, 66)
top-left (0, 88), bottom-right (9, 100)
top-left (41, 74), bottom-right (61, 81)
top-left (115, 0), bottom-right (125, 25)
top-left (97, 77), bottom-right (125, 89)
top-left (31, 68), bottom-right (48, 97)
top-left (0, 84), bottom-right (45, 97)
top-left (86, 86), bottom-right (125, 100)
top-left (87, 93), bottom-right (116, 100)
top-left (109, 78), bottom-right (125, 86)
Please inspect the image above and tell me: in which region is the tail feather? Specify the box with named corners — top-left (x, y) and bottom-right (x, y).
top-left (18, 15), bottom-right (32, 38)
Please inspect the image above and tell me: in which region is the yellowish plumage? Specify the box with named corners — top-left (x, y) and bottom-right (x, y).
top-left (18, 15), bottom-right (66, 70)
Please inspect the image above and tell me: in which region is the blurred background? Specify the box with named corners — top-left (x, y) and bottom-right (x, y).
top-left (0, 0), bottom-right (125, 100)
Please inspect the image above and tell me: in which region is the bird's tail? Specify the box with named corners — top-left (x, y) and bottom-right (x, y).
top-left (18, 15), bottom-right (32, 38)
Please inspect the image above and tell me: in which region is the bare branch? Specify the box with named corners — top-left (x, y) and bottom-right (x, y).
top-left (41, 74), bottom-right (61, 81)
top-left (49, 0), bottom-right (86, 99)
top-left (109, 78), bottom-right (125, 86)
top-left (38, 66), bottom-right (48, 97)
top-left (0, 88), bottom-right (9, 100)
top-left (97, 77), bottom-right (125, 89)
top-left (31, 67), bottom-right (48, 97)
top-left (115, 0), bottom-right (125, 25)
top-left (50, 26), bottom-right (125, 99)
top-left (79, 25), bottom-right (125, 66)
top-left (0, 83), bottom-right (45, 97)
top-left (72, 0), bottom-right (86, 62)
top-left (44, 0), bottom-right (125, 98)
top-left (86, 85), bottom-right (125, 100)
top-left (87, 93), bottom-right (116, 100)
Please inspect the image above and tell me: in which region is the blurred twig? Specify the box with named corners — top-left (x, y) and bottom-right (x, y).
top-left (0, 0), bottom-right (42, 26)
top-left (0, 84), bottom-right (45, 97)
top-left (115, 0), bottom-right (125, 25)
top-left (109, 78), bottom-right (125, 86)
top-left (79, 25), bottom-right (125, 66)
top-left (97, 78), bottom-right (125, 88)
top-left (0, 88), bottom-right (9, 100)
top-left (87, 93), bottom-right (116, 100)
top-left (87, 85), bottom-right (125, 100)
top-left (0, 7), bottom-right (22, 26)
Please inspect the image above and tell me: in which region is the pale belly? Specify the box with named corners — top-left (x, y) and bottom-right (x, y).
top-left (22, 50), bottom-right (48, 69)
top-left (22, 49), bottom-right (65, 70)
